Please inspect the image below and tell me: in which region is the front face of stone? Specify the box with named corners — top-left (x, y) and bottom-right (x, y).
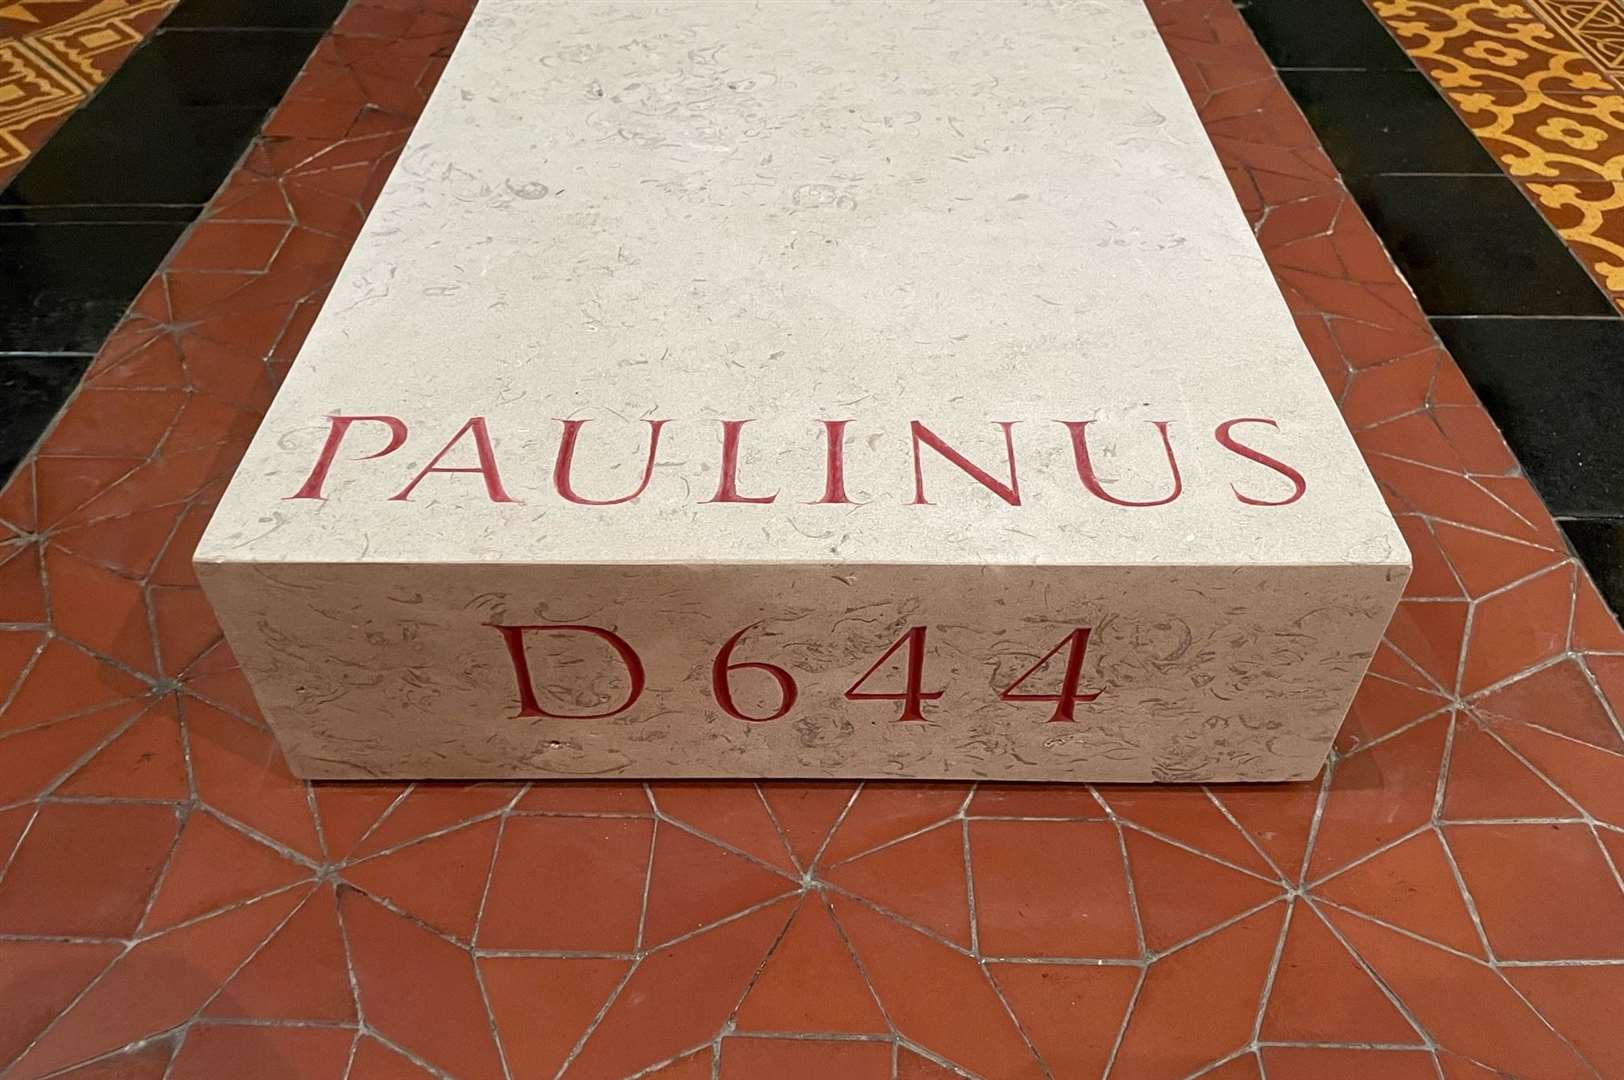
top-left (197, 0), bottom-right (1410, 781)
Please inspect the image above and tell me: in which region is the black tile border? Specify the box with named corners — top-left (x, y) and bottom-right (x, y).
top-left (0, 0), bottom-right (346, 491)
top-left (1237, 0), bottom-right (1624, 620)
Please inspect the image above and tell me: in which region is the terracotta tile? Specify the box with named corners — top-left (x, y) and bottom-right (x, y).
top-left (1097, 785), bottom-right (1276, 877)
top-left (1341, 353), bottom-right (1439, 429)
top-left (50, 1041), bottom-right (176, 1080)
top-left (1461, 563), bottom-right (1575, 696)
top-left (965, 819), bottom-right (1139, 958)
top-left (1432, 521), bottom-right (1564, 599)
top-left (1370, 456), bottom-right (1544, 545)
top-left (349, 1038), bottom-right (435, 1080)
top-left (343, 818), bottom-right (497, 941)
top-left (0, 803), bottom-right (30, 865)
top-left (1441, 718), bottom-right (1577, 820)
top-left (643, 1050), bottom-right (714, 1079)
top-left (351, 782), bottom-right (514, 856)
top-left (13, 890), bottom-right (306, 1078)
top-left (1208, 779), bottom-right (1321, 883)
top-left (479, 815), bottom-right (652, 951)
top-left (1495, 721), bottom-right (1624, 828)
top-left (313, 782), bottom-right (406, 859)
top-left (206, 884), bottom-right (355, 1022)
top-left (143, 812), bottom-right (310, 932)
top-left (57, 698), bottom-right (189, 800)
top-left (0, 940), bottom-right (121, 1067)
top-left (342, 889), bottom-right (504, 1080)
top-left (52, 503), bottom-right (183, 580)
top-left (717, 1038), bottom-right (890, 1079)
top-left (1308, 715), bottom-right (1448, 880)
top-left (824, 823), bottom-right (972, 949)
top-left (30, 456), bottom-right (135, 530)
top-left (758, 782), bottom-right (856, 869)
top-left (1260, 903), bottom-right (1419, 1044)
top-left (1446, 822), bottom-right (1624, 959)
top-left (1505, 964), bottom-right (1624, 1079)
top-left (819, 782), bottom-right (968, 865)
top-left (1261, 1047), bottom-right (1438, 1080)
top-left (0, 628), bottom-right (44, 705)
top-left (0, 801), bottom-right (178, 937)
top-left (967, 782), bottom-right (1105, 818)
top-left (44, 545), bottom-right (156, 674)
top-left (735, 892), bottom-right (887, 1034)
top-left (169, 1024), bottom-right (354, 1080)
top-left (565, 899), bottom-right (796, 1078)
top-left (1335, 671), bottom-right (1450, 752)
top-left (481, 956), bottom-right (629, 1079)
top-left (641, 822), bottom-right (797, 947)
top-left (1474, 658), bottom-right (1622, 750)
top-left (168, 221), bottom-right (289, 273)
top-left (1326, 908), bottom-right (1592, 1080)
top-left (150, 586), bottom-right (224, 677)
top-left (39, 387), bottom-right (184, 459)
top-left (831, 895), bottom-right (1043, 1079)
top-left (1393, 515), bottom-right (1466, 599)
top-left (1125, 829), bottom-right (1282, 951)
top-left (516, 780), bottom-right (651, 816)
top-left (186, 699), bottom-right (323, 860)
top-left (1312, 831), bottom-right (1486, 958)
top-left (1432, 404), bottom-right (1519, 475)
top-left (1573, 576), bottom-right (1624, 651)
top-left (647, 781), bottom-right (795, 871)
top-left (1202, 1055), bottom-right (1264, 1080)
top-left (1591, 651), bottom-right (1624, 703)
top-left (1382, 599), bottom-right (1468, 696)
top-left (0, 701), bottom-right (132, 804)
top-left (989, 962), bottom-right (1138, 1079)
top-left (1326, 315), bottom-right (1436, 370)
top-left (1113, 904), bottom-right (1286, 1078)
top-left (895, 1049), bottom-right (959, 1079)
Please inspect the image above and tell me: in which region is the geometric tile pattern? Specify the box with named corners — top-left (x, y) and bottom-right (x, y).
top-left (1372, 0), bottom-right (1624, 308)
top-left (0, 0), bottom-right (172, 184)
top-left (1, 0), bottom-right (1622, 1075)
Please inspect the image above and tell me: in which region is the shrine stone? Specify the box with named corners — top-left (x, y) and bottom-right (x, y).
top-left (195, 0), bottom-right (1410, 782)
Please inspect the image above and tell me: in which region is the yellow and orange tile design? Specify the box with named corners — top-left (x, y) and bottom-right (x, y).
top-left (0, 0), bottom-right (171, 186)
top-left (1371, 0), bottom-right (1624, 307)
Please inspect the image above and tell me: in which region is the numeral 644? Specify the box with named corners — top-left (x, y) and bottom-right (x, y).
top-left (487, 622), bottom-right (1102, 723)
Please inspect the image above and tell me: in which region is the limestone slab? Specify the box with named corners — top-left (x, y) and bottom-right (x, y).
top-left (195, 0), bottom-right (1410, 781)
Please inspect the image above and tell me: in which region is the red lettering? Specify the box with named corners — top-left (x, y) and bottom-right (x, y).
top-left (553, 418), bottom-right (668, 505)
top-left (703, 419), bottom-right (777, 504)
top-left (287, 414), bottom-right (408, 500)
top-left (999, 628), bottom-right (1101, 722)
top-left (809, 419), bottom-right (859, 505)
top-left (486, 623), bottom-right (645, 718)
top-left (909, 421), bottom-right (1021, 506)
top-left (711, 623), bottom-right (798, 721)
top-left (845, 626), bottom-right (943, 722)
top-left (1215, 418), bottom-right (1307, 506)
top-left (389, 417), bottom-right (516, 502)
top-left (1059, 420), bottom-right (1182, 507)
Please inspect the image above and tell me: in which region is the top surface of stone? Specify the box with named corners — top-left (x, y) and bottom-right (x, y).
top-left (199, 0), bottom-right (1406, 569)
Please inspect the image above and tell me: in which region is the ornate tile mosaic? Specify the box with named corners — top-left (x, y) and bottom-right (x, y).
top-left (0, 0), bottom-right (1621, 1075)
top-left (0, 0), bottom-right (171, 185)
top-left (1373, 0), bottom-right (1624, 308)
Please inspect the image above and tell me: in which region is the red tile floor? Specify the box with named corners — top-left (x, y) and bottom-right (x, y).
top-left (2, 0), bottom-right (1624, 1076)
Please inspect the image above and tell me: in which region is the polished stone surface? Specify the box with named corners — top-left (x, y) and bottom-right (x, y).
top-left (198, 0), bottom-right (1408, 781)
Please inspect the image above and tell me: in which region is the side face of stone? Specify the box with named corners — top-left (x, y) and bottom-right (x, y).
top-left (195, 0), bottom-right (1410, 781)
top-left (196, 561), bottom-right (1404, 782)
